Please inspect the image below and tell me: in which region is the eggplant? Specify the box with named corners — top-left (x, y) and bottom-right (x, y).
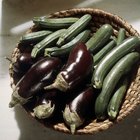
top-left (45, 42), bottom-right (93, 92)
top-left (33, 89), bottom-right (64, 119)
top-left (9, 57), bottom-right (62, 108)
top-left (63, 87), bottom-right (96, 134)
top-left (15, 53), bottom-right (35, 72)
top-left (6, 53), bottom-right (35, 74)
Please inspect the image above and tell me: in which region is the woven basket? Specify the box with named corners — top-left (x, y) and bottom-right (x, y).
top-left (9, 8), bottom-right (140, 135)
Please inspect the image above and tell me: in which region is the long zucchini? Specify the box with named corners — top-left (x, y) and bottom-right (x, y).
top-left (44, 30), bottom-right (90, 57)
top-left (107, 76), bottom-right (129, 120)
top-left (56, 14), bottom-right (92, 46)
top-left (93, 39), bottom-right (116, 66)
top-left (20, 30), bottom-right (52, 43)
top-left (95, 52), bottom-right (140, 120)
top-left (86, 24), bottom-right (113, 54)
top-left (31, 29), bottom-right (66, 58)
top-left (33, 16), bottom-right (79, 29)
top-left (92, 36), bottom-right (140, 89)
top-left (117, 28), bottom-right (126, 45)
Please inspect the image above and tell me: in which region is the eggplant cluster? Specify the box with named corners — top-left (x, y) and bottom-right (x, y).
top-left (9, 40), bottom-right (97, 134)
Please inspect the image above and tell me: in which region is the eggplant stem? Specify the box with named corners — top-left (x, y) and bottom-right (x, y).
top-left (63, 105), bottom-right (84, 134)
top-left (9, 97), bottom-right (20, 108)
top-left (33, 101), bottom-right (55, 119)
top-left (70, 124), bottom-right (76, 134)
top-left (44, 73), bottom-right (68, 92)
top-left (9, 87), bottom-right (28, 108)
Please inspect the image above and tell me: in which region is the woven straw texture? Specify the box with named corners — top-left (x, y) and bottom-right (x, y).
top-left (9, 8), bottom-right (140, 135)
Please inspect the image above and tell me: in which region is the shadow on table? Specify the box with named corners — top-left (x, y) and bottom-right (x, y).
top-left (14, 105), bottom-right (140, 140)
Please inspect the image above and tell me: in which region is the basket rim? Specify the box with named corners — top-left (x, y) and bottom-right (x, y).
top-left (9, 8), bottom-right (140, 135)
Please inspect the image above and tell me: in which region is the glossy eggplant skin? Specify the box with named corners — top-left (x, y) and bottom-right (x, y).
top-left (69, 87), bottom-right (96, 119)
top-left (32, 89), bottom-right (67, 120)
top-left (63, 87), bottom-right (97, 134)
top-left (13, 53), bottom-right (35, 73)
top-left (16, 57), bottom-right (62, 99)
top-left (36, 89), bottom-right (65, 110)
top-left (61, 42), bottom-right (93, 90)
top-left (37, 90), bottom-right (59, 106)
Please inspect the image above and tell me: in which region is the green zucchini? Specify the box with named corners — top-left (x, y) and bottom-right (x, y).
top-left (33, 16), bottom-right (79, 29)
top-left (92, 36), bottom-right (140, 89)
top-left (31, 29), bottom-right (66, 58)
top-left (95, 52), bottom-right (140, 120)
top-left (20, 30), bottom-right (52, 43)
top-left (86, 24), bottom-right (113, 53)
top-left (107, 76), bottom-right (129, 120)
top-left (93, 39), bottom-right (116, 66)
top-left (44, 30), bottom-right (90, 57)
top-left (56, 14), bottom-right (92, 46)
top-left (117, 28), bottom-right (126, 45)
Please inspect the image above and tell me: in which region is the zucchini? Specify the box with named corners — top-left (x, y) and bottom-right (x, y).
top-left (33, 16), bottom-right (79, 29)
top-left (95, 52), bottom-right (140, 120)
top-left (56, 14), bottom-right (92, 46)
top-left (92, 36), bottom-right (140, 89)
top-left (31, 29), bottom-right (66, 58)
top-left (44, 30), bottom-right (90, 57)
top-left (86, 24), bottom-right (113, 54)
top-left (20, 30), bottom-right (52, 43)
top-left (117, 28), bottom-right (126, 45)
top-left (93, 39), bottom-right (116, 66)
top-left (107, 76), bottom-right (129, 120)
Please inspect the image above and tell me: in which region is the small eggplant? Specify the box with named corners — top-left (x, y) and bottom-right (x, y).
top-left (44, 42), bottom-right (93, 92)
top-left (7, 53), bottom-right (35, 74)
top-left (15, 53), bottom-right (35, 72)
top-left (9, 57), bottom-right (62, 108)
top-left (7, 53), bottom-right (37, 84)
top-left (33, 89), bottom-right (63, 119)
top-left (63, 87), bottom-right (96, 134)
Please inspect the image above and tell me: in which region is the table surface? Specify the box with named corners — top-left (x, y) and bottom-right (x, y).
top-left (0, 0), bottom-right (140, 140)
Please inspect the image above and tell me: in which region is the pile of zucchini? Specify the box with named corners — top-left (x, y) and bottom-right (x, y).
top-left (9, 14), bottom-right (140, 134)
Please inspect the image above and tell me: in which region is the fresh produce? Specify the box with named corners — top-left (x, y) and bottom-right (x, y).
top-left (33, 89), bottom-right (64, 119)
top-left (8, 13), bottom-right (140, 134)
top-left (92, 36), bottom-right (140, 89)
top-left (107, 76), bottom-right (129, 120)
top-left (31, 29), bottom-right (66, 58)
top-left (56, 14), bottom-right (92, 46)
top-left (93, 39), bottom-right (116, 66)
top-left (95, 52), bottom-right (140, 120)
top-left (86, 24), bottom-right (113, 53)
top-left (44, 30), bottom-right (90, 57)
top-left (44, 42), bottom-right (93, 92)
top-left (33, 16), bottom-right (79, 29)
top-left (9, 57), bottom-right (62, 108)
top-left (63, 87), bottom-right (96, 134)
top-left (117, 28), bottom-right (126, 45)
top-left (20, 30), bottom-right (53, 44)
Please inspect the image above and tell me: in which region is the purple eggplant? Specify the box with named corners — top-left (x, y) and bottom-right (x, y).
top-left (63, 87), bottom-right (96, 134)
top-left (45, 42), bottom-right (93, 92)
top-left (33, 89), bottom-right (64, 119)
top-left (9, 57), bottom-right (62, 108)
top-left (6, 53), bottom-right (37, 83)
